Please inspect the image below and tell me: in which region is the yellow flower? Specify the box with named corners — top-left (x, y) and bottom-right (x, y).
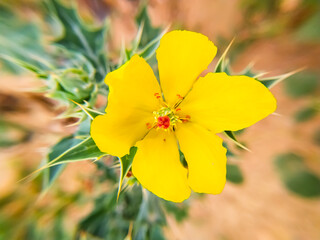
top-left (91, 30), bottom-right (276, 202)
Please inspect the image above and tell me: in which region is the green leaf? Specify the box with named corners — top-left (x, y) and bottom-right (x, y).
top-left (76, 190), bottom-right (126, 240)
top-left (42, 136), bottom-right (82, 190)
top-left (49, 0), bottom-right (107, 81)
top-left (284, 72), bottom-right (319, 98)
top-left (70, 99), bottom-right (103, 120)
top-left (0, 55), bottom-right (46, 75)
top-left (238, 63), bottom-right (263, 78)
top-left (138, 33), bottom-right (163, 61)
top-left (117, 147), bottom-right (138, 200)
top-left (294, 106), bottom-right (318, 122)
top-left (95, 160), bottom-right (118, 183)
top-left (44, 52), bottom-right (100, 108)
top-left (274, 153), bottom-right (320, 198)
top-left (226, 164), bottom-right (244, 184)
top-left (47, 136), bottom-right (106, 167)
top-left (133, 191), bottom-right (166, 240)
top-left (222, 142), bottom-right (235, 157)
top-left (258, 68), bottom-right (303, 89)
top-left (134, 6), bottom-right (167, 61)
top-left (52, 211), bottom-right (70, 240)
top-left (0, 4), bottom-right (52, 73)
top-left (149, 224), bottom-right (165, 240)
top-left (136, 191), bottom-right (166, 225)
top-left (135, 6), bottom-right (162, 49)
top-left (134, 225), bottom-right (148, 240)
top-left (77, 186), bottom-right (143, 240)
top-left (54, 68), bottom-right (94, 101)
top-left (122, 185), bottom-right (143, 220)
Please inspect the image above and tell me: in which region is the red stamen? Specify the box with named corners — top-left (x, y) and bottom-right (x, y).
top-left (146, 122), bottom-right (152, 129)
top-left (177, 94), bottom-right (183, 99)
top-left (182, 115), bottom-right (191, 123)
top-left (157, 116), bottom-right (171, 129)
top-left (176, 108), bottom-right (181, 112)
top-left (154, 93), bottom-right (161, 99)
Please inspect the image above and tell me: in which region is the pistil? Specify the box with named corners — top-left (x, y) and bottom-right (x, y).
top-left (151, 107), bottom-right (181, 131)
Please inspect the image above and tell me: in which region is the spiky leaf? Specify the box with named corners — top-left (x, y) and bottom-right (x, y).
top-left (49, 0), bottom-right (107, 81)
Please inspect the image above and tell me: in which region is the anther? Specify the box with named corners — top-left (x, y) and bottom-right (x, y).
top-left (181, 115), bottom-right (191, 123)
top-left (154, 93), bottom-right (161, 99)
top-left (177, 94), bottom-right (184, 99)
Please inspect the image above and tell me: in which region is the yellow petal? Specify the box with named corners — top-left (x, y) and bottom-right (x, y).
top-left (91, 55), bottom-right (161, 157)
top-left (156, 30), bottom-right (217, 107)
top-left (91, 112), bottom-right (153, 157)
top-left (132, 129), bottom-right (191, 202)
top-left (105, 54), bottom-right (162, 113)
top-left (179, 73), bottom-right (277, 133)
top-left (175, 122), bottom-right (227, 194)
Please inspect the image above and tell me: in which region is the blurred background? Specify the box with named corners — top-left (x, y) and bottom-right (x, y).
top-left (0, 0), bottom-right (319, 239)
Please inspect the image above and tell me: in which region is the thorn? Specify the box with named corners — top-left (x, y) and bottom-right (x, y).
top-left (271, 112), bottom-right (282, 117)
top-left (260, 67), bottom-right (306, 89)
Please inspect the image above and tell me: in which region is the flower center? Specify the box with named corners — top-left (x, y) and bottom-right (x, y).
top-left (153, 107), bottom-right (180, 130)
top-left (145, 94), bottom-right (192, 130)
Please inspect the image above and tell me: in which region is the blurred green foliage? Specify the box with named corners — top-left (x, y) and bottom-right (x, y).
top-left (313, 128), bottom-right (320, 146)
top-left (0, 181), bottom-right (83, 240)
top-left (0, 119), bottom-right (32, 147)
top-left (226, 164), bottom-right (244, 184)
top-left (240, 0), bottom-right (280, 19)
top-left (285, 72), bottom-right (319, 98)
top-left (285, 71), bottom-right (320, 124)
top-left (294, 106), bottom-right (318, 122)
top-left (294, 7), bottom-right (320, 42)
top-left (274, 153), bottom-right (320, 198)
top-left (0, 4), bottom-right (52, 73)
top-left (50, 0), bottom-right (108, 82)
